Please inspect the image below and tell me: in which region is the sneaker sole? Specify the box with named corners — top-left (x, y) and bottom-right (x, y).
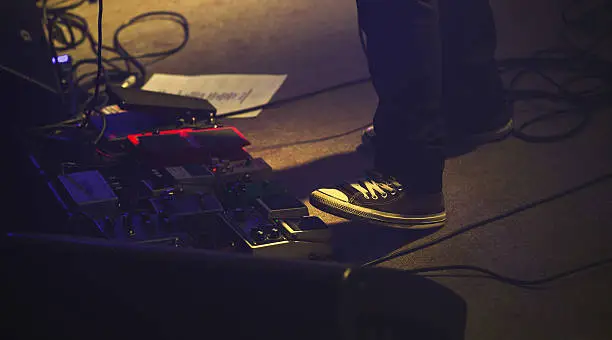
top-left (360, 118), bottom-right (514, 150)
top-left (454, 118), bottom-right (514, 146)
top-left (309, 191), bottom-right (446, 229)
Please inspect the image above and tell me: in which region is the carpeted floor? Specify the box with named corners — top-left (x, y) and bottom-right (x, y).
top-left (68, 0), bottom-right (612, 338)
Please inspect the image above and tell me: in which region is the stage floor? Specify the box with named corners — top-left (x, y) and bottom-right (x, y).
top-left (70, 0), bottom-right (612, 338)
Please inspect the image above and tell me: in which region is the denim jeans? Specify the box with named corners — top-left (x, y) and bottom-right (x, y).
top-left (356, 0), bottom-right (503, 193)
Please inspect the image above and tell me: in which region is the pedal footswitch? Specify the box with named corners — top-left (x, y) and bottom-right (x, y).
top-left (255, 192), bottom-right (309, 220)
top-left (142, 168), bottom-right (177, 196)
top-left (280, 216), bottom-right (330, 243)
top-left (165, 164), bottom-right (215, 192)
top-left (213, 157), bottom-right (272, 182)
top-left (57, 170), bottom-right (119, 219)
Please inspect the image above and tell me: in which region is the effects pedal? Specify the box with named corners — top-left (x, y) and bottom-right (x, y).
top-left (142, 168), bottom-right (178, 197)
top-left (57, 170), bottom-right (119, 219)
top-left (135, 133), bottom-right (206, 166)
top-left (188, 127), bottom-right (250, 152)
top-left (224, 207), bottom-right (331, 260)
top-left (142, 165), bottom-right (216, 197)
top-left (255, 192), bottom-right (309, 220)
top-left (148, 193), bottom-right (242, 250)
top-left (164, 164), bottom-right (215, 193)
top-left (106, 212), bottom-right (174, 242)
top-left (225, 206), bottom-right (288, 246)
top-left (138, 133), bottom-right (193, 155)
top-left (279, 216), bottom-right (331, 243)
top-left (211, 157), bottom-right (272, 182)
top-left (149, 192), bottom-right (224, 224)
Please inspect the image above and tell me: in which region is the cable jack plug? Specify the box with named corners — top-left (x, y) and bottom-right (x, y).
top-left (121, 75), bottom-right (137, 88)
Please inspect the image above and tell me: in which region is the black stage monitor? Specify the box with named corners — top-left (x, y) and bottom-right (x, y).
top-left (2, 232), bottom-right (468, 340)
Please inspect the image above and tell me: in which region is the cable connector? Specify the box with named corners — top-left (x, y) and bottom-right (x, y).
top-left (121, 75), bottom-right (137, 88)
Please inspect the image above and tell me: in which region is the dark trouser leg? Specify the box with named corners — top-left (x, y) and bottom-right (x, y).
top-left (439, 0), bottom-right (508, 134)
top-left (357, 0), bottom-right (445, 194)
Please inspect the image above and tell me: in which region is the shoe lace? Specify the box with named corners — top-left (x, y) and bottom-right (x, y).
top-left (349, 175), bottom-right (403, 200)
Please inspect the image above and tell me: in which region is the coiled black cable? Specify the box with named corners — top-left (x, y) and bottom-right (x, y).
top-left (43, 2), bottom-right (189, 92)
top-left (70, 11), bottom-right (189, 90)
top-left (500, 0), bottom-right (612, 143)
top-left (38, 1), bottom-right (190, 140)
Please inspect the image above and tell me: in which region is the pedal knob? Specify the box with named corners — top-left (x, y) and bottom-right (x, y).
top-left (250, 228), bottom-right (265, 243)
top-left (268, 227), bottom-right (281, 240)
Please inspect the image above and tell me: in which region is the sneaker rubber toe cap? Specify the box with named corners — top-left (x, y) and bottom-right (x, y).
top-left (312, 188), bottom-right (349, 202)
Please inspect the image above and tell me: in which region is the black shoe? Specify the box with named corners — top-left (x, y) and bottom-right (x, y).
top-left (309, 172), bottom-right (446, 229)
top-left (360, 118), bottom-right (514, 151)
top-left (361, 125), bottom-right (377, 148)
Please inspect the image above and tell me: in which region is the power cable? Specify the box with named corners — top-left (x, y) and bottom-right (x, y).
top-left (69, 11), bottom-right (189, 90)
top-left (42, 2), bottom-right (189, 91)
top-left (408, 257), bottom-right (612, 289)
top-left (499, 0), bottom-right (612, 143)
top-left (86, 0), bottom-right (103, 117)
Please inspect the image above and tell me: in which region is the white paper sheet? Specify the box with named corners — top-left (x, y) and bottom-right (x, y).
top-left (142, 74), bottom-right (287, 118)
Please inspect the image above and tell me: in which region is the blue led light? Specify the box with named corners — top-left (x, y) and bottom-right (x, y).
top-left (51, 55), bottom-right (70, 64)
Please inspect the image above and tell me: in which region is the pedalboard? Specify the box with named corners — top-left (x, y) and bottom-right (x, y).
top-left (41, 125), bottom-right (332, 261)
